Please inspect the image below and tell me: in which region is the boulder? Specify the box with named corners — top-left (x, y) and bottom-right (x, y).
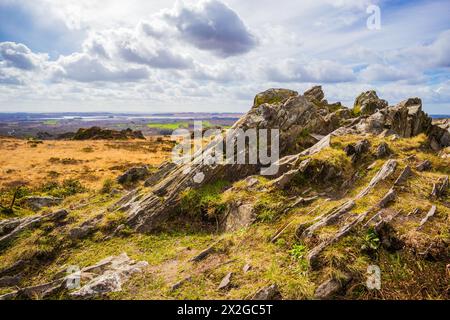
top-left (70, 253), bottom-right (148, 299)
top-left (23, 196), bottom-right (63, 211)
top-left (253, 88), bottom-right (298, 108)
top-left (376, 142), bottom-right (391, 158)
top-left (251, 284), bottom-right (282, 300)
top-left (304, 86), bottom-right (325, 104)
top-left (117, 166), bottom-right (149, 185)
top-left (314, 274), bottom-right (351, 300)
top-left (386, 98), bottom-right (432, 138)
top-left (354, 91), bottom-right (388, 116)
top-left (222, 203), bottom-right (256, 232)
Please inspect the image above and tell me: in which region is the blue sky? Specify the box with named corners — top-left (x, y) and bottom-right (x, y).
top-left (0, 0), bottom-right (449, 114)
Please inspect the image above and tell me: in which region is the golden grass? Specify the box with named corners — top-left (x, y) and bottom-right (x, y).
top-left (0, 137), bottom-right (173, 190)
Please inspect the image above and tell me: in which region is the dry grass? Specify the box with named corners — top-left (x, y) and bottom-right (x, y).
top-left (0, 137), bottom-right (173, 190)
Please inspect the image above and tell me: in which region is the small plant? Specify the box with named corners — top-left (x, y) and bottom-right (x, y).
top-left (40, 179), bottom-right (86, 198)
top-left (289, 244), bottom-right (307, 261)
top-left (362, 228), bottom-right (381, 252)
top-left (82, 146), bottom-right (95, 153)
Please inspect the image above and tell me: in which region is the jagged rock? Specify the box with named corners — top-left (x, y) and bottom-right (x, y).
top-left (0, 260), bottom-right (26, 278)
top-left (117, 166), bottom-right (149, 185)
top-left (431, 176), bottom-right (449, 198)
top-left (376, 142), bottom-right (391, 158)
top-left (243, 264), bottom-right (252, 273)
top-left (416, 160), bottom-right (432, 172)
top-left (218, 272), bottom-right (232, 290)
top-left (378, 188), bottom-right (396, 208)
top-left (394, 166), bottom-right (412, 186)
top-left (222, 202), bottom-right (256, 232)
top-left (345, 139), bottom-right (370, 162)
top-left (117, 89), bottom-right (334, 233)
top-left (304, 86), bottom-right (325, 104)
top-left (251, 284), bottom-right (282, 300)
top-left (356, 160), bottom-right (397, 199)
top-left (70, 253), bottom-right (148, 298)
top-left (314, 274), bottom-right (352, 300)
top-left (170, 276), bottom-right (192, 292)
top-left (189, 242), bottom-right (220, 262)
top-left (417, 205), bottom-right (437, 230)
top-left (354, 91), bottom-right (388, 116)
top-left (144, 162), bottom-right (177, 187)
top-left (301, 200), bottom-right (355, 239)
top-left (23, 196), bottom-right (63, 211)
top-left (428, 123), bottom-right (450, 150)
top-left (68, 214), bottom-right (103, 240)
top-left (253, 88), bottom-right (298, 108)
top-left (386, 98), bottom-right (432, 138)
top-left (0, 210), bottom-right (68, 248)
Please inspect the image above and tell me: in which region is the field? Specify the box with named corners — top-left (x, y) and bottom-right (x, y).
top-left (0, 137), bottom-right (174, 191)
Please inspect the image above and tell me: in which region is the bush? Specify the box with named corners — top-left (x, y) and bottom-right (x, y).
top-left (101, 178), bottom-right (115, 194)
top-left (41, 179), bottom-right (86, 198)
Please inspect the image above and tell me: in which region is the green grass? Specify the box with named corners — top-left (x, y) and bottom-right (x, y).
top-left (42, 120), bottom-right (58, 125)
top-left (147, 122), bottom-right (190, 130)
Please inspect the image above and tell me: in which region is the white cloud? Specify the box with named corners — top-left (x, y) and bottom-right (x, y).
top-left (0, 42), bottom-right (48, 70)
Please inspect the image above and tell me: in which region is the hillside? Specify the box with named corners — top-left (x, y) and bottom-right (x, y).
top-left (0, 86), bottom-right (449, 300)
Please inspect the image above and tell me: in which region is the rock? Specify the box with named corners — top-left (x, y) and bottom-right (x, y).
top-left (428, 123), bottom-right (450, 150)
top-left (416, 160), bottom-right (432, 172)
top-left (170, 276), bottom-right (192, 292)
top-left (417, 205), bottom-right (437, 230)
top-left (345, 139), bottom-right (370, 162)
top-left (218, 272), bottom-right (232, 290)
top-left (189, 242), bottom-right (220, 262)
top-left (72, 127), bottom-right (145, 140)
top-left (68, 214), bottom-right (103, 240)
top-left (243, 264), bottom-right (252, 273)
top-left (23, 196), bottom-right (63, 211)
top-left (70, 253), bottom-right (148, 298)
top-left (222, 203), bottom-right (256, 232)
top-left (0, 210), bottom-right (68, 248)
top-left (251, 284), bottom-right (282, 300)
top-left (431, 176), bottom-right (449, 198)
top-left (117, 166), bottom-right (149, 185)
top-left (378, 188), bottom-right (396, 208)
top-left (376, 142), bottom-right (391, 158)
top-left (354, 91), bottom-right (388, 116)
top-left (356, 160), bottom-right (397, 199)
top-left (304, 86), bottom-right (325, 104)
top-left (394, 166), bottom-right (412, 186)
top-left (144, 162), bottom-right (177, 187)
top-left (0, 260), bottom-right (27, 278)
top-left (386, 98), bottom-right (432, 138)
top-left (253, 88), bottom-right (298, 108)
top-left (314, 275), bottom-right (352, 300)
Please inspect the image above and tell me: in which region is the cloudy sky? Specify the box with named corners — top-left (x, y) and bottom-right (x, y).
top-left (0, 0), bottom-right (449, 114)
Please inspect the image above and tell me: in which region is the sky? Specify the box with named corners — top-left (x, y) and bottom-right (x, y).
top-left (0, 0), bottom-right (449, 114)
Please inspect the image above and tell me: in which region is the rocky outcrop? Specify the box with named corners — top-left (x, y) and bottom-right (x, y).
top-left (253, 89), bottom-right (298, 108)
top-left (71, 127), bottom-right (145, 140)
top-left (354, 91), bottom-right (388, 116)
top-left (315, 274), bottom-right (352, 300)
top-left (251, 284), bottom-right (282, 300)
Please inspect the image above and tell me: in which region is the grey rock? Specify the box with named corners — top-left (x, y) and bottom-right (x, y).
top-left (354, 90), bottom-right (388, 116)
top-left (218, 272), bottom-right (232, 290)
top-left (251, 284), bottom-right (282, 300)
top-left (117, 166), bottom-right (149, 185)
top-left (315, 275), bottom-right (351, 300)
top-left (23, 196), bottom-right (63, 211)
top-left (376, 142), bottom-right (391, 158)
top-left (416, 160), bottom-right (432, 172)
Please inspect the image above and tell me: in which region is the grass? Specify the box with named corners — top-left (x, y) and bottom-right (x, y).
top-left (147, 122), bottom-right (190, 130)
top-left (42, 120), bottom-right (58, 126)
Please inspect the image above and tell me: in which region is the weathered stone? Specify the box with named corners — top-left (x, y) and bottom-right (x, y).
top-left (117, 166), bottom-right (149, 185)
top-left (253, 88), bottom-right (298, 108)
top-left (356, 160), bottom-right (397, 199)
top-left (23, 196), bottom-right (63, 211)
top-left (222, 203), bottom-right (256, 232)
top-left (416, 160), bottom-right (432, 172)
top-left (315, 274), bottom-right (352, 300)
top-left (304, 86), bottom-right (325, 104)
top-left (0, 275), bottom-right (21, 288)
top-left (251, 284), bottom-right (282, 300)
top-left (394, 166), bottom-right (412, 186)
top-left (431, 176), bottom-right (449, 198)
top-left (376, 142), bottom-right (391, 158)
top-left (70, 253), bottom-right (148, 299)
top-left (417, 205), bottom-right (437, 230)
top-left (144, 162), bottom-right (177, 187)
top-left (378, 188), bottom-right (396, 208)
top-left (354, 91), bottom-right (388, 116)
top-left (375, 219), bottom-right (404, 252)
top-left (218, 272), bottom-right (232, 290)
